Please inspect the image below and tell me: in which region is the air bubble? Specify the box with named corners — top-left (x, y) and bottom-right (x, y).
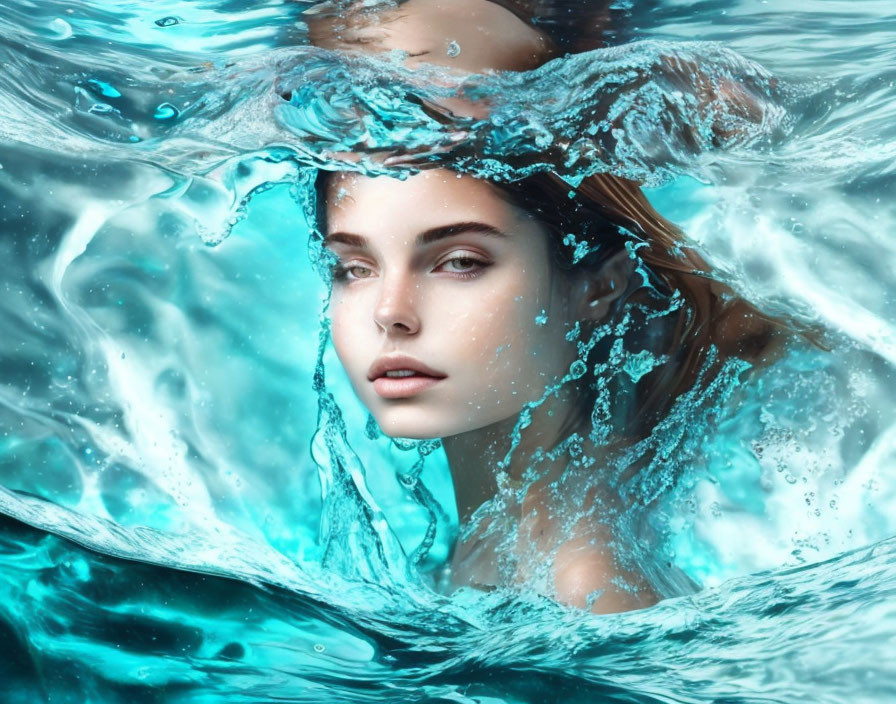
top-left (46, 18), bottom-right (72, 40)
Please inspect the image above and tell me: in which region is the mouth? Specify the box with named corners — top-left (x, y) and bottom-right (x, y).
top-left (368, 355), bottom-right (447, 400)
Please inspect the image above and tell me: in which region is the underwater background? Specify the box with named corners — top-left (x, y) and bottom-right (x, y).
top-left (1, 0), bottom-right (895, 701)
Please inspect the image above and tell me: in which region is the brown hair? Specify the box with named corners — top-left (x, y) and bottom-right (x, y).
top-left (483, 170), bottom-right (787, 439)
top-left (483, 0), bottom-right (617, 53)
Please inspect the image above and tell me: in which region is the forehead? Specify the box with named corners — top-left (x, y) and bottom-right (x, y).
top-left (324, 170), bottom-right (528, 235)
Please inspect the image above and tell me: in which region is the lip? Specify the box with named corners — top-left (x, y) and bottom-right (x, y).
top-left (367, 354), bottom-right (447, 400)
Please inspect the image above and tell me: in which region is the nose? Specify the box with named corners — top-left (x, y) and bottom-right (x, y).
top-left (373, 273), bottom-right (420, 336)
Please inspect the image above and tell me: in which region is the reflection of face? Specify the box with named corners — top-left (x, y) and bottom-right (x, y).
top-left (324, 170), bottom-right (580, 440)
top-left (308, 0), bottom-right (552, 73)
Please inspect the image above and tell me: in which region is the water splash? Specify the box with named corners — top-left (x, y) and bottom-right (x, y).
top-left (3, 510), bottom-right (896, 701)
top-left (0, 0), bottom-right (895, 700)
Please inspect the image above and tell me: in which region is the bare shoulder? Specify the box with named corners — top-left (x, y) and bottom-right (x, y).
top-left (516, 468), bottom-right (660, 614)
top-left (553, 534), bottom-right (659, 615)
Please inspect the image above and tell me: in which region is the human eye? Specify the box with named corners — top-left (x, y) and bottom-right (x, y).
top-left (433, 251), bottom-right (492, 280)
top-left (332, 260), bottom-right (376, 283)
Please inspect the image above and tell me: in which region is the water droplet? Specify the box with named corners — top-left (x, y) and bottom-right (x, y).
top-left (155, 16), bottom-right (183, 27)
top-left (87, 79), bottom-right (121, 98)
top-left (313, 643), bottom-right (326, 653)
top-left (88, 103), bottom-right (114, 115)
top-left (622, 350), bottom-right (660, 383)
top-left (569, 360), bottom-right (587, 379)
top-left (154, 102), bottom-right (180, 120)
top-left (535, 310), bottom-right (548, 326)
top-left (446, 40), bottom-right (461, 58)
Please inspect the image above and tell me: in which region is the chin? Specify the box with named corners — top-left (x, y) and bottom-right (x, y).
top-left (376, 416), bottom-right (445, 441)
top-left (372, 404), bottom-right (513, 442)
top-left (371, 407), bottom-right (464, 441)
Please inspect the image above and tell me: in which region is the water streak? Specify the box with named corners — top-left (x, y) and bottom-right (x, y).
top-left (1, 0), bottom-right (895, 700)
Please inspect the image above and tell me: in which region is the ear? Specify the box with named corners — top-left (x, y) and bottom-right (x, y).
top-left (573, 249), bottom-right (634, 322)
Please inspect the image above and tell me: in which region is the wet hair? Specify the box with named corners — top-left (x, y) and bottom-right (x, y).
top-left (313, 168), bottom-right (783, 444)
top-left (483, 0), bottom-right (622, 53)
top-left (484, 171), bottom-right (784, 438)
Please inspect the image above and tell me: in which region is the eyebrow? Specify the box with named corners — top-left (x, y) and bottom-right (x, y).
top-left (323, 222), bottom-right (507, 249)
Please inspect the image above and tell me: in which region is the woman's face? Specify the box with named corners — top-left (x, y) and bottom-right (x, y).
top-left (324, 170), bottom-right (582, 440)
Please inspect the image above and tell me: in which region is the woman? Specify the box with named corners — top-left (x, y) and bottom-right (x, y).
top-left (314, 166), bottom-right (784, 614)
top-left (307, 0), bottom-right (787, 613)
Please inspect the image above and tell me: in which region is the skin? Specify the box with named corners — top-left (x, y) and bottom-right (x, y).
top-left (312, 0), bottom-right (663, 613)
top-left (324, 170), bottom-right (657, 613)
top-left (306, 0), bottom-right (556, 120)
top-left (326, 169), bottom-right (580, 441)
top-left (307, 0), bottom-right (554, 73)
top-left (305, 0), bottom-right (775, 156)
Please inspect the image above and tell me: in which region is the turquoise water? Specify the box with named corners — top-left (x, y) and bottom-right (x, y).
top-left (1, 0), bottom-right (896, 700)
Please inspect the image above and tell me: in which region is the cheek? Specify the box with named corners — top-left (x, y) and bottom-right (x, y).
top-left (437, 268), bottom-right (562, 376)
top-left (329, 291), bottom-right (371, 375)
top-left (436, 278), bottom-right (529, 350)
top-left (494, 287), bottom-right (577, 383)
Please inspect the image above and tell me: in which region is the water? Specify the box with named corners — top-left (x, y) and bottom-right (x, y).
top-left (1, 0), bottom-right (895, 700)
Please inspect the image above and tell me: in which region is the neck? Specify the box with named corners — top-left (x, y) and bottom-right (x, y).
top-left (440, 385), bottom-right (590, 524)
top-left (438, 383), bottom-right (657, 612)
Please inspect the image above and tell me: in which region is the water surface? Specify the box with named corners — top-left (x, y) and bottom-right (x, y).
top-left (1, 1), bottom-right (895, 700)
